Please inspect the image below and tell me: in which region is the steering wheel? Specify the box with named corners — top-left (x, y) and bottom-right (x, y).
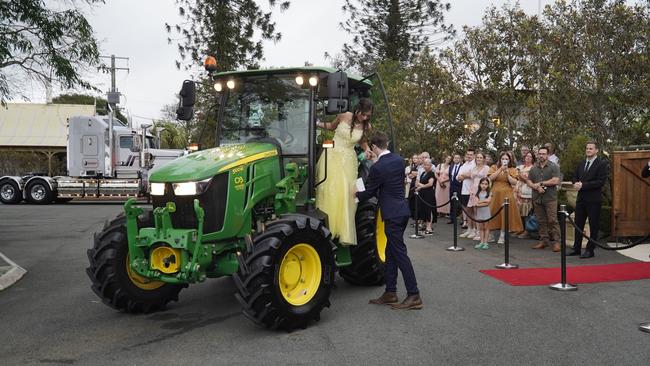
top-left (266, 126), bottom-right (295, 145)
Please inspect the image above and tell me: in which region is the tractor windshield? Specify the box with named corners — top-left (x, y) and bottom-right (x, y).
top-left (220, 74), bottom-right (310, 155)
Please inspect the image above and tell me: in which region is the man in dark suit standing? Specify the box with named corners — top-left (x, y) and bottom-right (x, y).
top-left (356, 132), bottom-right (422, 310)
top-left (569, 141), bottom-right (609, 259)
top-left (447, 153), bottom-right (463, 224)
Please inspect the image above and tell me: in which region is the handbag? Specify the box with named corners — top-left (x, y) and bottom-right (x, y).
top-left (525, 212), bottom-right (539, 232)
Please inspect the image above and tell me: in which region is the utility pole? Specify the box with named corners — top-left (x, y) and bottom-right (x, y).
top-left (99, 54), bottom-right (130, 119)
top-left (99, 54), bottom-right (129, 178)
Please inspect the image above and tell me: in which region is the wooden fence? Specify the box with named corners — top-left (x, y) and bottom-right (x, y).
top-left (611, 150), bottom-right (650, 237)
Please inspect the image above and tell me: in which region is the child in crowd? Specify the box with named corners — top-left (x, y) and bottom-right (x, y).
top-left (474, 177), bottom-right (492, 250)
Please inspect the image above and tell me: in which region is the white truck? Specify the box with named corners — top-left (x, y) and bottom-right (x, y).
top-left (0, 114), bottom-right (184, 204)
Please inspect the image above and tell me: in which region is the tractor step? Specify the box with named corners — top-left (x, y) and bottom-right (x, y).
top-left (334, 245), bottom-right (352, 267)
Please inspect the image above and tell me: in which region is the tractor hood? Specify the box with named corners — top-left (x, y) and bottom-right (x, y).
top-left (149, 143), bottom-right (278, 183)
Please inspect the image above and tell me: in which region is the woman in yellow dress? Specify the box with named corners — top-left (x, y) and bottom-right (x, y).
top-left (315, 98), bottom-right (373, 245)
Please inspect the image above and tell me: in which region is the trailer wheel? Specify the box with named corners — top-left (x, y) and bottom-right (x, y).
top-left (233, 215), bottom-right (336, 330)
top-left (0, 180), bottom-right (22, 204)
top-left (25, 180), bottom-right (53, 204)
top-left (86, 211), bottom-right (185, 313)
top-left (339, 200), bottom-right (386, 286)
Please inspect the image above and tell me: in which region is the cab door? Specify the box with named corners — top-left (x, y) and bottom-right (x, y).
top-left (115, 134), bottom-right (140, 178)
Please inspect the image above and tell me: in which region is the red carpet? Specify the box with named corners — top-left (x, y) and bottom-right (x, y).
top-left (480, 262), bottom-right (650, 286)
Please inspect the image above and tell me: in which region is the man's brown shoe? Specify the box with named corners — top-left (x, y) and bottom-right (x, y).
top-left (369, 292), bottom-right (398, 305)
top-left (552, 243), bottom-right (561, 252)
top-left (531, 242), bottom-right (547, 249)
top-left (390, 294), bottom-right (423, 310)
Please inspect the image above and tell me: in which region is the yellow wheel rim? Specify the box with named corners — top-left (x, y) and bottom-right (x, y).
top-left (375, 209), bottom-right (387, 263)
top-left (279, 243), bottom-right (322, 306)
top-left (126, 254), bottom-right (164, 290)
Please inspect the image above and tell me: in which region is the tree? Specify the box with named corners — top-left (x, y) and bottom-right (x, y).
top-left (167, 0), bottom-right (290, 72)
top-left (377, 49), bottom-right (463, 159)
top-left (52, 93), bottom-right (128, 123)
top-left (0, 0), bottom-right (102, 106)
top-left (441, 3), bottom-right (541, 152)
top-left (152, 120), bottom-right (189, 149)
top-left (334, 0), bottom-right (454, 74)
top-left (437, 0), bottom-right (650, 158)
top-left (538, 0), bottom-right (650, 151)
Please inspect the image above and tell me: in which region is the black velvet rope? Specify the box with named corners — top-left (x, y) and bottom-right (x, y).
top-left (459, 203), bottom-right (505, 224)
top-left (414, 192), bottom-right (452, 209)
top-left (563, 213), bottom-right (650, 251)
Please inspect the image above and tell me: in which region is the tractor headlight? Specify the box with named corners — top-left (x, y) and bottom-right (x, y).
top-left (150, 182), bottom-right (165, 196)
top-left (172, 178), bottom-right (212, 196)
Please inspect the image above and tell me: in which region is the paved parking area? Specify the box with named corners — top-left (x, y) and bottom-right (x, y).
top-left (1, 203), bottom-right (649, 365)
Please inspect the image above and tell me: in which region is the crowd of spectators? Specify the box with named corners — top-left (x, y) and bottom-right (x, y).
top-left (403, 142), bottom-right (605, 256)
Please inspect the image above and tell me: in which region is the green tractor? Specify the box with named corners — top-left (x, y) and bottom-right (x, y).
top-left (87, 65), bottom-right (396, 329)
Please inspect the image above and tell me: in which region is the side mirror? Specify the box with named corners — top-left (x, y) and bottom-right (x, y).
top-left (176, 80), bottom-right (196, 120)
top-left (326, 71), bottom-right (348, 114)
top-left (130, 134), bottom-right (142, 152)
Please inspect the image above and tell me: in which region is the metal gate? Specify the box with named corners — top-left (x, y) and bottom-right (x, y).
top-left (612, 150), bottom-right (650, 237)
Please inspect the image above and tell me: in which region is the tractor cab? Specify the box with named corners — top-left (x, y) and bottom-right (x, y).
top-left (194, 67), bottom-right (394, 206)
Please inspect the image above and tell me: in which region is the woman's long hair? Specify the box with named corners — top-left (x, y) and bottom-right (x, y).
top-left (497, 151), bottom-right (515, 168)
top-left (351, 98), bottom-right (373, 137)
top-left (476, 177), bottom-right (491, 197)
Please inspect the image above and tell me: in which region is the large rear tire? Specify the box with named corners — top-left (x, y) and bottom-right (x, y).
top-left (86, 211), bottom-right (185, 313)
top-left (25, 180), bottom-right (53, 204)
top-left (339, 200), bottom-right (386, 286)
top-left (233, 215), bottom-right (336, 330)
top-left (0, 180), bottom-right (22, 204)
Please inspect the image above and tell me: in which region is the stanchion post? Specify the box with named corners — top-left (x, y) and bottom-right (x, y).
top-left (550, 205), bottom-right (577, 291)
top-left (447, 193), bottom-right (464, 251)
top-left (410, 191), bottom-right (424, 239)
top-left (496, 197), bottom-right (518, 269)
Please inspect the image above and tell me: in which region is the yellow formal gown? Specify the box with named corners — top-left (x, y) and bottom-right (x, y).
top-left (315, 122), bottom-right (362, 245)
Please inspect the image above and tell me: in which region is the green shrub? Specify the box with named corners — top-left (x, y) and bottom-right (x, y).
top-left (560, 135), bottom-right (589, 181)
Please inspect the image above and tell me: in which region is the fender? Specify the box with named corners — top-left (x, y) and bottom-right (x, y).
top-left (24, 176), bottom-right (58, 194)
top-left (0, 176), bottom-right (25, 191)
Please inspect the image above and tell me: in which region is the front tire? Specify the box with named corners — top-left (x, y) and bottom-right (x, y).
top-left (86, 211), bottom-right (184, 313)
top-left (339, 200), bottom-right (386, 286)
top-left (233, 215), bottom-right (336, 330)
top-left (0, 180), bottom-right (22, 204)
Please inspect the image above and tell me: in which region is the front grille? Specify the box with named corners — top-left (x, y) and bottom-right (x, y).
top-left (152, 173), bottom-right (228, 233)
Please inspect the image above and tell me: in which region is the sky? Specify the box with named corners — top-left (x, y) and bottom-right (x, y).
top-left (32, 0), bottom-right (546, 127)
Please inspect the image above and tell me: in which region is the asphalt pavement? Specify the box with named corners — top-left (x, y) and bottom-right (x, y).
top-left (1, 203), bottom-right (649, 365)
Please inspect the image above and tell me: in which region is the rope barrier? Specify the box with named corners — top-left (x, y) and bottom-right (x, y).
top-left (458, 203), bottom-right (505, 224)
top-left (564, 214), bottom-right (650, 251)
top-left (414, 192), bottom-right (452, 209)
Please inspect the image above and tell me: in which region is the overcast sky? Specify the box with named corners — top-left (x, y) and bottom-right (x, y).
top-left (37, 0), bottom-right (545, 127)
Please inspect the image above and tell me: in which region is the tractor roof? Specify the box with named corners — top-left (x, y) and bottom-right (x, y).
top-left (213, 67), bottom-right (372, 86)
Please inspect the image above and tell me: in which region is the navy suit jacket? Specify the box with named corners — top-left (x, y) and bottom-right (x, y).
top-left (356, 152), bottom-right (411, 220)
top-left (448, 163), bottom-right (463, 194)
top-left (572, 156), bottom-right (609, 203)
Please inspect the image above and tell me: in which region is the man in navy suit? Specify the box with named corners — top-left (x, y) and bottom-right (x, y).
top-left (569, 141), bottom-right (609, 259)
top-left (447, 153), bottom-right (463, 224)
top-left (355, 132), bottom-right (422, 310)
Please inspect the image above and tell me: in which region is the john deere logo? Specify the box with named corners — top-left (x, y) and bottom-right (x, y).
top-left (234, 176), bottom-right (245, 191)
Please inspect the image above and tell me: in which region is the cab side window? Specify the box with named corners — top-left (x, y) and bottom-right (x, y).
top-left (119, 136), bottom-right (132, 149)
